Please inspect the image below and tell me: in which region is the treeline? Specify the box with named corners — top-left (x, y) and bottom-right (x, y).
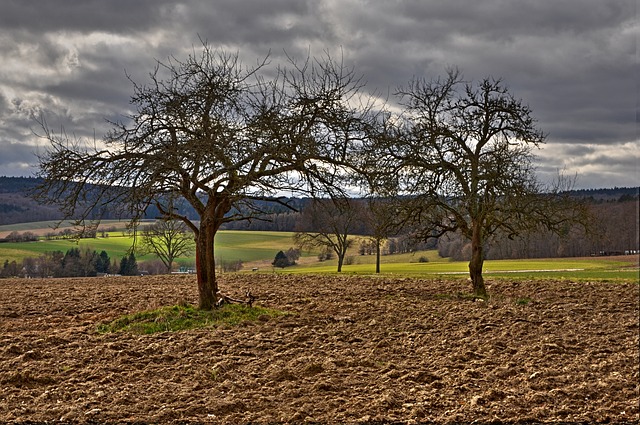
top-left (0, 177), bottom-right (200, 225)
top-left (568, 187), bottom-right (639, 202)
top-left (226, 194), bottom-right (639, 260)
top-left (438, 198), bottom-right (638, 260)
top-left (0, 250), bottom-right (245, 278)
top-left (0, 246), bottom-right (192, 278)
top-left (1, 197), bottom-right (636, 279)
top-left (0, 193), bottom-right (64, 225)
top-left (0, 177), bottom-right (46, 193)
top-left (2, 248), bottom-right (109, 278)
top-left (0, 176), bottom-right (272, 225)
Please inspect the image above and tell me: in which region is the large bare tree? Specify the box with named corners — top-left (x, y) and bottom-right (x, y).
top-left (367, 69), bottom-right (589, 298)
top-left (33, 43), bottom-right (371, 309)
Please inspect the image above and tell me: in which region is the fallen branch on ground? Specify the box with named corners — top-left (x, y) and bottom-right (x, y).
top-left (216, 291), bottom-right (256, 308)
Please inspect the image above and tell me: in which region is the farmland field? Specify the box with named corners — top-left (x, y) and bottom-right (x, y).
top-left (0, 220), bottom-right (135, 238)
top-left (0, 274), bottom-right (638, 423)
top-left (287, 255), bottom-right (640, 282)
top-left (0, 229), bottom-right (301, 265)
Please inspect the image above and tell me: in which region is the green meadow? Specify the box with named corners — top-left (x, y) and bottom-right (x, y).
top-left (283, 254), bottom-right (638, 282)
top-left (0, 227), bottom-right (299, 266)
top-left (0, 221), bottom-right (637, 282)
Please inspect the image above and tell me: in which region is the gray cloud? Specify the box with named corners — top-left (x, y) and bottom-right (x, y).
top-left (0, 0), bottom-right (174, 33)
top-left (0, 0), bottom-right (637, 188)
top-left (0, 142), bottom-right (40, 175)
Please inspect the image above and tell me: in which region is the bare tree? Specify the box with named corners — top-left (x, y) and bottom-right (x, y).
top-left (294, 198), bottom-right (359, 272)
top-left (33, 42), bottom-right (372, 309)
top-left (367, 69), bottom-right (589, 298)
top-left (355, 198), bottom-right (401, 273)
top-left (140, 219), bottom-right (195, 273)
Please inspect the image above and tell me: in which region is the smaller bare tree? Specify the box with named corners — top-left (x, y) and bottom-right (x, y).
top-left (294, 198), bottom-right (359, 272)
top-left (359, 198), bottom-right (401, 273)
top-left (140, 220), bottom-right (195, 273)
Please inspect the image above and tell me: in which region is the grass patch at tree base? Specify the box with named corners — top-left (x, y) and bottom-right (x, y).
top-left (97, 303), bottom-right (287, 334)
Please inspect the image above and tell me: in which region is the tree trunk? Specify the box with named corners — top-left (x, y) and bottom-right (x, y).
top-left (195, 220), bottom-right (218, 310)
top-left (468, 224), bottom-right (488, 299)
top-left (375, 238), bottom-right (381, 274)
top-left (336, 234), bottom-right (349, 273)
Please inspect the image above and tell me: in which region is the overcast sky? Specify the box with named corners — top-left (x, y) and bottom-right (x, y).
top-left (0, 0), bottom-right (637, 189)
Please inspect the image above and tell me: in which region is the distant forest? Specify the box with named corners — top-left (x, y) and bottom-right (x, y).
top-left (0, 177), bottom-right (638, 260)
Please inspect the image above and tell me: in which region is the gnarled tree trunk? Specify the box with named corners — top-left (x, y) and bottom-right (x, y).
top-left (195, 197), bottom-right (233, 310)
top-left (195, 220), bottom-right (218, 310)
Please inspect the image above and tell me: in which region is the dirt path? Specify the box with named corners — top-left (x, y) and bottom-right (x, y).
top-left (1, 274), bottom-right (638, 423)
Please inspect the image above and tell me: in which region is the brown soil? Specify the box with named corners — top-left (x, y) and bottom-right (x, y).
top-left (1, 274), bottom-right (638, 424)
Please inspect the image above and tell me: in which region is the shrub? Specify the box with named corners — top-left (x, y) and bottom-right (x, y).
top-left (219, 259), bottom-right (243, 273)
top-left (318, 248), bottom-right (333, 261)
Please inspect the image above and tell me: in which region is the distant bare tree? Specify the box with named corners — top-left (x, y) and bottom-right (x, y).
top-left (33, 42), bottom-right (374, 309)
top-left (140, 219), bottom-right (195, 273)
top-left (294, 198), bottom-right (360, 272)
top-left (359, 198), bottom-right (401, 273)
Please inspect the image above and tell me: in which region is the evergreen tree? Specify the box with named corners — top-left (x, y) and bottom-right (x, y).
top-left (119, 253), bottom-right (139, 276)
top-left (62, 248), bottom-right (83, 277)
top-left (272, 250), bottom-right (291, 268)
top-left (95, 250), bottom-right (111, 274)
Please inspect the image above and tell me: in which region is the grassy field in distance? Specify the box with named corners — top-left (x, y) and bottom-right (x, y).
top-left (277, 253), bottom-right (639, 282)
top-left (0, 223), bottom-right (637, 282)
top-left (0, 230), bottom-right (301, 265)
top-left (214, 231), bottom-right (300, 263)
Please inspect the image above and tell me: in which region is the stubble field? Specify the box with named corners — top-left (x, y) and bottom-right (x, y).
top-left (0, 274), bottom-right (638, 423)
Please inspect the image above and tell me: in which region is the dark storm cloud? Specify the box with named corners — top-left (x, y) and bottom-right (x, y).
top-left (0, 0), bottom-right (636, 188)
top-left (41, 50), bottom-right (141, 110)
top-left (0, 0), bottom-right (173, 33)
top-left (174, 0), bottom-right (325, 46)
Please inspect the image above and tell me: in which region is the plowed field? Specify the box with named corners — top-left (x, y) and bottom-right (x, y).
top-left (1, 274), bottom-right (638, 423)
